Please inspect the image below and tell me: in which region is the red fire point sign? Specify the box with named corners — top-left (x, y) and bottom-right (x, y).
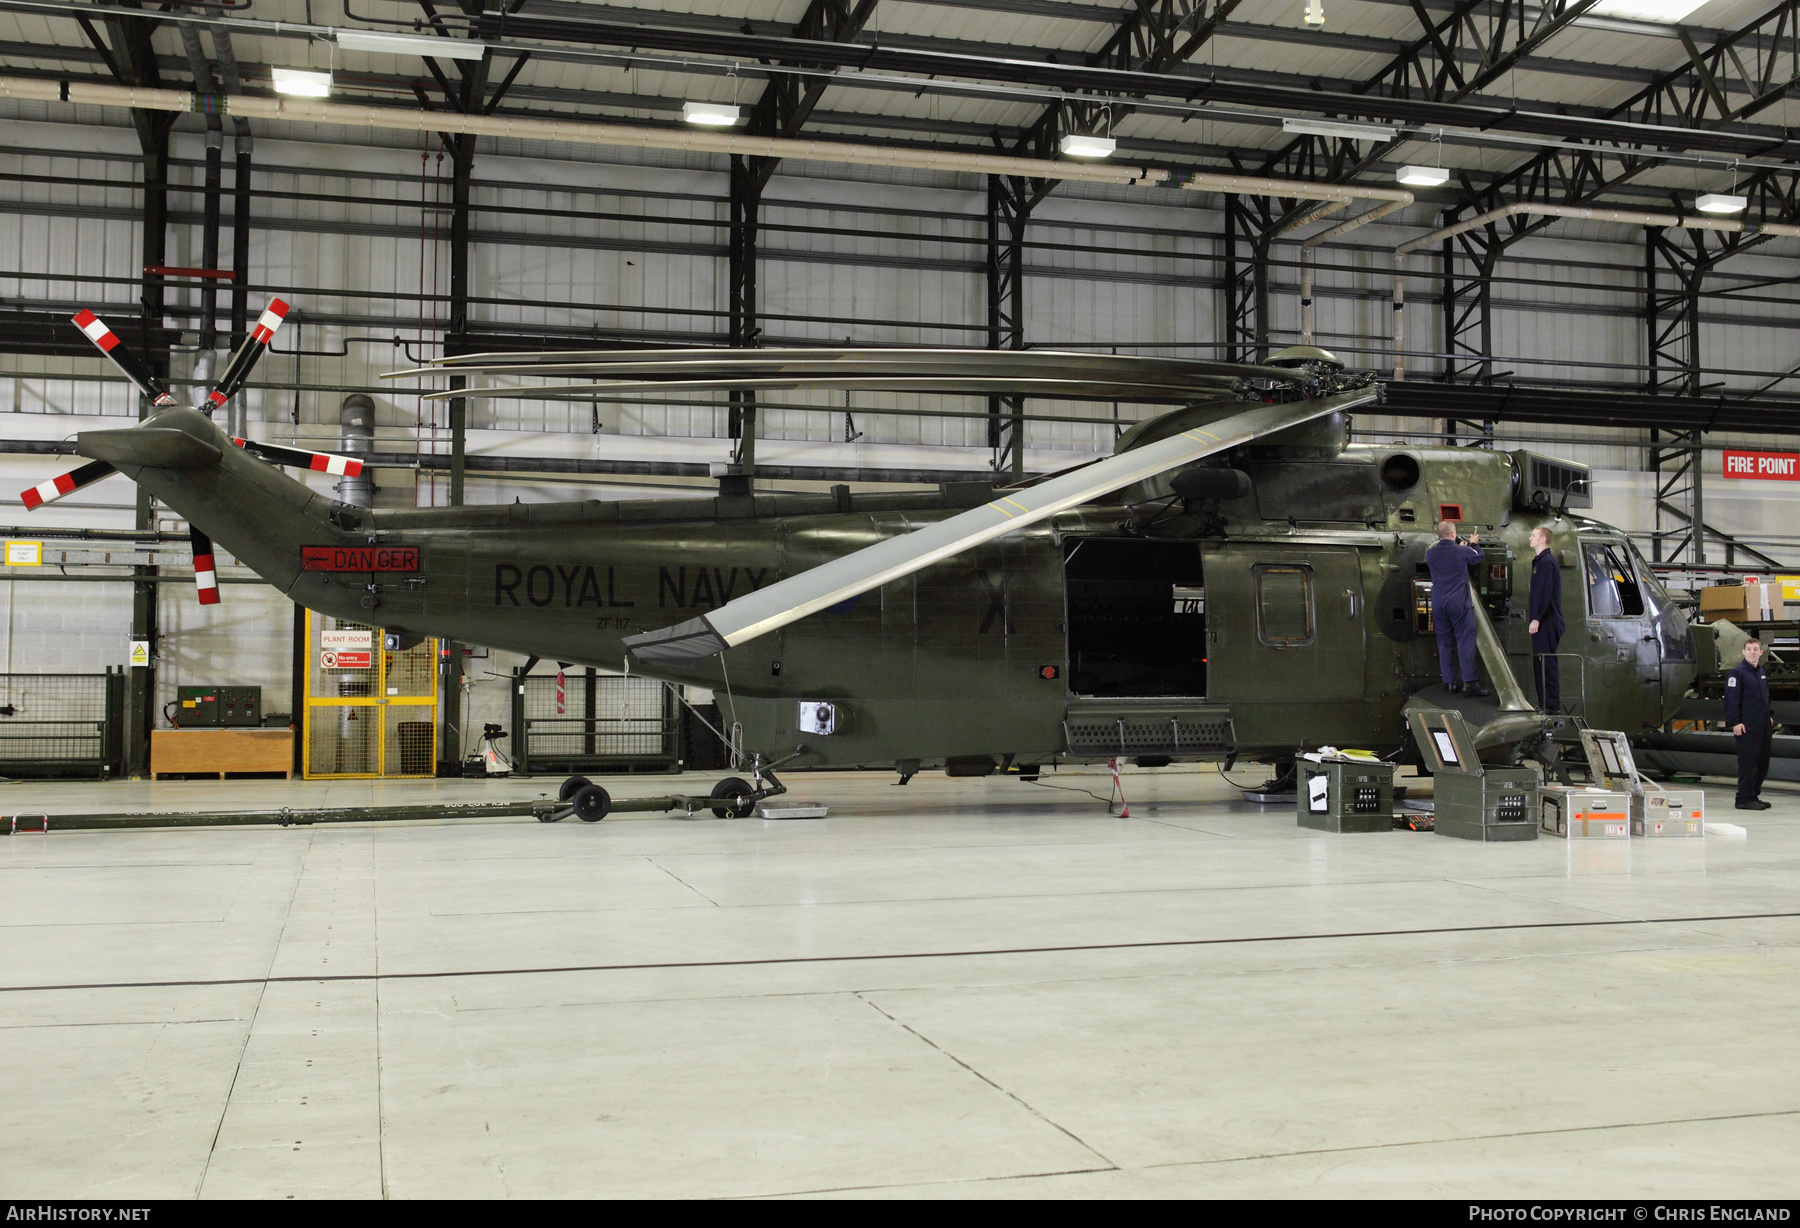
top-left (1722, 450), bottom-right (1800, 480)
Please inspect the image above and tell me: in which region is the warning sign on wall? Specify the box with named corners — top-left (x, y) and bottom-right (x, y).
top-left (321, 650), bottom-right (373, 669)
top-left (1722, 450), bottom-right (1800, 480)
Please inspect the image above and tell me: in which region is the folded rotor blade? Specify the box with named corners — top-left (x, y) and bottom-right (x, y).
top-left (190, 525), bottom-right (221, 606)
top-left (202, 299), bottom-right (289, 411)
top-left (624, 385), bottom-right (1379, 666)
top-left (233, 437), bottom-right (364, 476)
top-left (71, 310), bottom-right (177, 407)
top-left (20, 459), bottom-right (118, 510)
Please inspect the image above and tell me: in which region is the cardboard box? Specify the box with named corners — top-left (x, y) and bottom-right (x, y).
top-left (1700, 585), bottom-right (1750, 622)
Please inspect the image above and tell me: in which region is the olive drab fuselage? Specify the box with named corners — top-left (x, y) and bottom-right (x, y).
top-left (122, 406), bottom-right (1691, 772)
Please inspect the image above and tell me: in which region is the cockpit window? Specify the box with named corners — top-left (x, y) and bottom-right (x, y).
top-left (1583, 542), bottom-right (1645, 618)
top-left (1627, 540), bottom-right (1695, 662)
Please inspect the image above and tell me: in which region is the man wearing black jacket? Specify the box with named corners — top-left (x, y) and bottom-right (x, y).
top-left (1526, 527), bottom-right (1565, 713)
top-left (1724, 637), bottom-right (1774, 811)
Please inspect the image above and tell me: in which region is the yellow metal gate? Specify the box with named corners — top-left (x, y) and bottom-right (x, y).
top-left (302, 611), bottom-right (439, 778)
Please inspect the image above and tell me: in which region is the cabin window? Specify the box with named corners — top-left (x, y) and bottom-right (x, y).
top-left (1255, 565), bottom-right (1315, 646)
top-left (1582, 541), bottom-right (1645, 618)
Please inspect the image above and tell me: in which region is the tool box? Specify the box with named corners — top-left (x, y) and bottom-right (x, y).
top-left (1539, 786), bottom-right (1631, 838)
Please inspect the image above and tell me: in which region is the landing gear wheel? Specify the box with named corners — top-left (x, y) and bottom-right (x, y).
top-left (571, 783), bottom-right (612, 823)
top-left (558, 774), bottom-right (593, 802)
top-left (709, 776), bottom-right (757, 819)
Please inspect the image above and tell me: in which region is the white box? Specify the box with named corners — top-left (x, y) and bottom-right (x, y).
top-left (1633, 789), bottom-right (1705, 837)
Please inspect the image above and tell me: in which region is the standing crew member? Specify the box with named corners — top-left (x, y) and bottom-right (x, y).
top-left (1427, 520), bottom-right (1488, 697)
top-left (1527, 526), bottom-right (1565, 712)
top-left (1724, 637), bottom-right (1774, 811)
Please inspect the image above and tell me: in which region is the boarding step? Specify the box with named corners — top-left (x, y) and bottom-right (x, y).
top-left (1062, 698), bottom-right (1233, 757)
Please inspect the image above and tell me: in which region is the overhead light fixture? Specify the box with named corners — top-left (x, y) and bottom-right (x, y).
top-left (1058, 133), bottom-right (1116, 159)
top-left (337, 30), bottom-right (488, 61)
top-left (1282, 117), bottom-right (1396, 142)
top-left (1588, 0), bottom-right (1707, 22)
top-left (1396, 165), bottom-right (1450, 187)
top-left (271, 68), bottom-right (333, 98)
top-left (1696, 192), bottom-right (1747, 214)
top-left (683, 102), bottom-right (743, 126)
top-left (1302, 0), bottom-right (1325, 27)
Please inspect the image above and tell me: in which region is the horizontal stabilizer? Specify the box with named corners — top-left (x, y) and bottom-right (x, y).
top-left (75, 427), bottom-right (222, 470)
top-left (623, 384), bottom-right (1380, 666)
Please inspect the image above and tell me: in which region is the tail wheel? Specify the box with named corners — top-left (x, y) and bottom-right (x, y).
top-left (558, 774), bottom-right (593, 802)
top-left (709, 776), bottom-right (757, 819)
top-left (572, 783), bottom-right (612, 823)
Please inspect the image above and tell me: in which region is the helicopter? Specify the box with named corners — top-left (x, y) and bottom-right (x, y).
top-left (20, 298), bottom-right (1694, 814)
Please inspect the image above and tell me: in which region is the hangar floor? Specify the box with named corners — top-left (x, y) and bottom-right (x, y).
top-left (3, 767), bottom-right (1796, 1199)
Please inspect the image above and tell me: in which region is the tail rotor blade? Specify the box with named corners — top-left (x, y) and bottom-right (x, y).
top-left (20, 459), bottom-right (118, 510)
top-left (233, 437), bottom-right (364, 477)
top-left (203, 299), bottom-right (289, 412)
top-left (189, 525), bottom-right (221, 606)
top-left (71, 310), bottom-right (177, 407)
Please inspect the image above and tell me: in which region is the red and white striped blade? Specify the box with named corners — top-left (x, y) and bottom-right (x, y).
top-left (233, 437), bottom-right (364, 477)
top-left (190, 525), bottom-right (220, 606)
top-left (71, 310), bottom-right (177, 406)
top-left (19, 459), bottom-right (117, 510)
top-left (204, 299), bottom-right (289, 410)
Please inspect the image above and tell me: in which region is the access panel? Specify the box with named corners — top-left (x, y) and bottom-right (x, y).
top-left (1202, 544), bottom-right (1366, 703)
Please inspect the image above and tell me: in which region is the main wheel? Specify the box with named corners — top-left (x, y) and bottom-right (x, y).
top-left (572, 783), bottom-right (612, 823)
top-left (709, 776), bottom-right (757, 819)
top-left (558, 774), bottom-right (594, 802)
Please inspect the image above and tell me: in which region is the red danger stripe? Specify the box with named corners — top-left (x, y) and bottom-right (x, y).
top-left (73, 309), bottom-right (121, 352)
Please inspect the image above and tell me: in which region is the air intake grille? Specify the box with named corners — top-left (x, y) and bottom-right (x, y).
top-left (1063, 715), bottom-right (1232, 755)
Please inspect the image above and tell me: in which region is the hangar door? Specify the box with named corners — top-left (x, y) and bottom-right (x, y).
top-left (303, 611), bottom-right (439, 778)
top-left (1201, 544), bottom-right (1365, 703)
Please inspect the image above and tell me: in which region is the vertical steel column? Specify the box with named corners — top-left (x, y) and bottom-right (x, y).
top-left (986, 175), bottom-right (1028, 480)
top-left (727, 154), bottom-right (762, 482)
top-left (1440, 215), bottom-right (1499, 445)
top-left (1222, 195), bottom-right (1268, 363)
top-left (1646, 228), bottom-right (1707, 564)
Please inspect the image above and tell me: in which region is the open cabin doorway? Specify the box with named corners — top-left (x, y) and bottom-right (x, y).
top-left (1063, 537), bottom-right (1207, 697)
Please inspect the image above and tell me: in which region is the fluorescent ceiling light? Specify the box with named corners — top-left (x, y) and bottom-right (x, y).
top-left (1282, 116), bottom-right (1396, 142)
top-left (271, 68), bottom-right (333, 97)
top-left (337, 30), bottom-right (488, 61)
top-left (1588, 0), bottom-right (1708, 22)
top-left (1058, 133), bottom-right (1116, 158)
top-left (683, 102), bottom-right (742, 126)
top-left (1696, 192), bottom-right (1747, 214)
top-left (1396, 165), bottom-right (1450, 187)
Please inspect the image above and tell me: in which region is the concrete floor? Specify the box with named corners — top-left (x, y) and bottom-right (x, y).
top-left (2, 766), bottom-right (1797, 1199)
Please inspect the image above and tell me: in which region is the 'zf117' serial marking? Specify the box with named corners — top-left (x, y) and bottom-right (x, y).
top-left (493, 564), bottom-right (772, 609)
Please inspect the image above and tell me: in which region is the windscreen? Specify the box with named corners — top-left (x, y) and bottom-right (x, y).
top-left (1627, 540), bottom-right (1695, 663)
top-left (1583, 541), bottom-right (1645, 619)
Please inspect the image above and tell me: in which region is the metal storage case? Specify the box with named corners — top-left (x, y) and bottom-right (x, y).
top-left (1633, 789), bottom-right (1705, 837)
top-left (1297, 759), bottom-right (1395, 833)
top-left (1407, 708), bottom-right (1539, 842)
top-left (1539, 786), bottom-right (1631, 838)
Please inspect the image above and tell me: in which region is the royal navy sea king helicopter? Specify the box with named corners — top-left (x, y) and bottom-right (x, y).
top-left (21, 299), bottom-right (1697, 818)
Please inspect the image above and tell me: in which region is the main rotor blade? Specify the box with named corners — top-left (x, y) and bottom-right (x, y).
top-left (417, 376), bottom-right (1235, 404)
top-left (71, 310), bottom-right (177, 407)
top-left (624, 384), bottom-right (1380, 666)
top-left (202, 299), bottom-right (289, 411)
top-left (233, 437), bottom-right (364, 476)
top-left (190, 525), bottom-right (220, 606)
top-left (19, 459), bottom-right (117, 510)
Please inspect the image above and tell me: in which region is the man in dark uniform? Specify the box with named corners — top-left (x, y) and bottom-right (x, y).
top-left (1724, 637), bottom-right (1774, 811)
top-left (1427, 520), bottom-right (1487, 696)
top-left (1527, 526), bottom-right (1565, 712)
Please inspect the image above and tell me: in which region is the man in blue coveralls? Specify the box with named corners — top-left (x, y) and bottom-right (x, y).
top-left (1724, 637), bottom-right (1774, 811)
top-left (1428, 520), bottom-right (1487, 697)
top-left (1527, 526), bottom-right (1564, 712)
